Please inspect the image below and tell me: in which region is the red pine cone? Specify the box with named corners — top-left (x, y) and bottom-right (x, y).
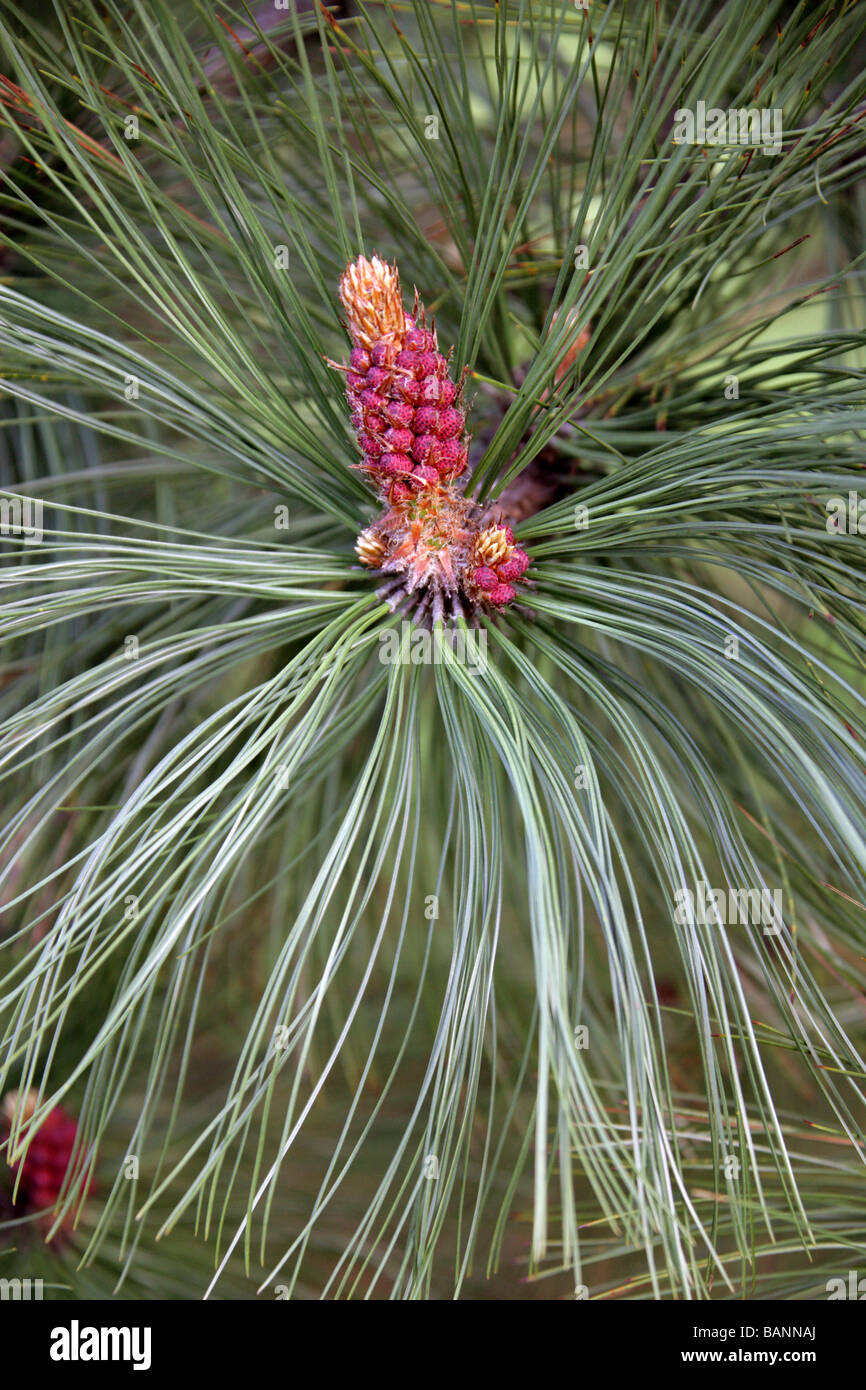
top-left (337, 256), bottom-right (531, 616)
top-left (2, 1090), bottom-right (95, 1234)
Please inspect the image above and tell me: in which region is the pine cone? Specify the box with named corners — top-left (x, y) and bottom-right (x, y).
top-left (2, 1089), bottom-right (95, 1235)
top-left (332, 254), bottom-right (530, 623)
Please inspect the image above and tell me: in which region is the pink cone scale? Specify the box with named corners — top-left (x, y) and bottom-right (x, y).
top-left (341, 316), bottom-right (467, 493)
top-left (329, 255), bottom-right (531, 623)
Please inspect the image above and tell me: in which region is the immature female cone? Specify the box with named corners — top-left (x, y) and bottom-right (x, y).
top-left (333, 254), bottom-right (530, 623)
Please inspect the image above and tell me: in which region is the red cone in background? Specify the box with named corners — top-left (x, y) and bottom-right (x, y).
top-left (1, 1089), bottom-right (95, 1236)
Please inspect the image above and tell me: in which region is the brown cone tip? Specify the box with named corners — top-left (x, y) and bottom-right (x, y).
top-left (339, 254), bottom-right (406, 352)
